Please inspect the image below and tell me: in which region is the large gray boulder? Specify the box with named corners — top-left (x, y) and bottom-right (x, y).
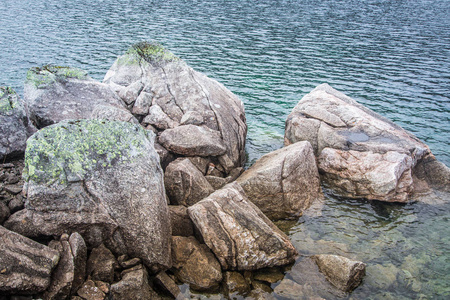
top-left (104, 42), bottom-right (247, 174)
top-left (5, 119), bottom-right (171, 271)
top-left (24, 65), bottom-right (130, 128)
top-left (188, 182), bottom-right (298, 271)
top-left (0, 225), bottom-right (60, 295)
top-left (236, 141), bottom-right (321, 220)
top-left (0, 87), bottom-right (30, 160)
top-left (285, 83), bottom-right (449, 202)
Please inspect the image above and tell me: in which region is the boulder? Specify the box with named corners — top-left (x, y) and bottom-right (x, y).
top-left (285, 83), bottom-right (449, 202)
top-left (0, 87), bottom-right (29, 161)
top-left (188, 182), bottom-right (298, 270)
top-left (171, 236), bottom-right (222, 291)
top-left (104, 42), bottom-right (247, 172)
top-left (4, 120), bottom-right (171, 271)
top-left (236, 141), bottom-right (321, 220)
top-left (0, 225), bottom-right (60, 295)
top-left (110, 265), bottom-right (160, 300)
top-left (164, 158), bottom-right (214, 206)
top-left (169, 205), bottom-right (194, 237)
top-left (313, 254), bottom-right (366, 292)
top-left (24, 65), bottom-right (126, 129)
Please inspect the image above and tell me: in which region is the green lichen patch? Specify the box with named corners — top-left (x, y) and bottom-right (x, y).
top-left (0, 86), bottom-right (21, 115)
top-left (23, 119), bottom-right (154, 185)
top-left (26, 65), bottom-right (89, 88)
top-left (119, 41), bottom-right (180, 66)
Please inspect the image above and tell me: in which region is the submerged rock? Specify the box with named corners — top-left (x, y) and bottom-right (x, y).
top-left (0, 87), bottom-right (30, 161)
top-left (24, 65), bottom-right (127, 129)
top-left (0, 225), bottom-right (60, 295)
top-left (285, 83), bottom-right (449, 202)
top-left (104, 42), bottom-right (247, 173)
top-left (5, 120), bottom-right (171, 271)
top-left (236, 141), bottom-right (321, 220)
top-left (313, 254), bottom-right (366, 292)
top-left (188, 182), bottom-right (298, 271)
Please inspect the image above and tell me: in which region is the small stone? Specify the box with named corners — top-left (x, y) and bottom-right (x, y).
top-left (253, 268), bottom-right (285, 283)
top-left (110, 265), bottom-right (158, 300)
top-left (60, 233), bottom-right (70, 241)
top-left (77, 280), bottom-right (105, 300)
top-left (119, 257), bottom-right (141, 269)
top-left (94, 281), bottom-right (110, 294)
top-left (8, 197), bottom-right (24, 214)
top-left (3, 185), bottom-right (22, 195)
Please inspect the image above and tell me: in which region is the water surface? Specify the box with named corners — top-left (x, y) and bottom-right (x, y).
top-left (1, 0), bottom-right (449, 298)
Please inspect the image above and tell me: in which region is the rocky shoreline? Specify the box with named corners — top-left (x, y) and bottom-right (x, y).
top-left (1, 42), bottom-right (448, 299)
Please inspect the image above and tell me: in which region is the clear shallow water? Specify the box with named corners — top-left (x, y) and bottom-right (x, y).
top-left (1, 0), bottom-right (449, 298)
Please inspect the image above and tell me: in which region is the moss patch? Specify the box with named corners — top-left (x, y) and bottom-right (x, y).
top-left (26, 65), bottom-right (89, 88)
top-left (24, 119), bottom-right (154, 184)
top-left (118, 41), bottom-right (180, 66)
top-left (0, 86), bottom-right (21, 114)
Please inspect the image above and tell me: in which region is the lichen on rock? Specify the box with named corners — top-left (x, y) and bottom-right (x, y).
top-left (26, 65), bottom-right (88, 88)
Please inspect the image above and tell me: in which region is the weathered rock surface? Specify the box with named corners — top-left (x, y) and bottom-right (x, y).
top-left (4, 120), bottom-right (171, 271)
top-left (110, 265), bottom-right (159, 300)
top-left (45, 239), bottom-right (75, 300)
top-left (69, 233), bottom-right (88, 294)
top-left (0, 87), bottom-right (29, 161)
top-left (77, 280), bottom-right (105, 300)
top-left (171, 236), bottom-right (222, 291)
top-left (0, 225), bottom-right (60, 295)
top-left (90, 104), bottom-right (138, 124)
top-left (313, 254), bottom-right (366, 292)
top-left (86, 244), bottom-right (117, 284)
top-left (104, 42), bottom-right (246, 172)
top-left (169, 205), bottom-right (194, 237)
top-left (154, 271), bottom-right (182, 298)
top-left (236, 141), bottom-right (321, 220)
top-left (24, 65), bottom-right (127, 129)
top-left (164, 158), bottom-right (214, 206)
top-left (285, 83), bottom-right (449, 202)
top-left (223, 271), bottom-right (251, 297)
top-left (188, 182), bottom-right (298, 270)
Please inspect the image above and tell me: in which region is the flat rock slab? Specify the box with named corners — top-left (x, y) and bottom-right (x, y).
top-left (0, 87), bottom-right (29, 161)
top-left (0, 225), bottom-right (60, 295)
top-left (284, 83), bottom-right (448, 202)
top-left (24, 65), bottom-right (127, 129)
top-left (237, 141), bottom-right (321, 220)
top-left (5, 120), bottom-right (171, 271)
top-left (188, 182), bottom-right (298, 271)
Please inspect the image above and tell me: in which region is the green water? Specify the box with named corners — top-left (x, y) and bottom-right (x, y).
top-left (1, 0), bottom-right (449, 298)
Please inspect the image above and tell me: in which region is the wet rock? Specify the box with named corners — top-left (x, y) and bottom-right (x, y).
top-left (104, 42), bottom-right (246, 170)
top-left (77, 280), bottom-right (105, 300)
top-left (274, 279), bottom-right (313, 300)
top-left (253, 268), bottom-right (284, 284)
top-left (159, 125), bottom-right (227, 157)
top-left (110, 265), bottom-right (159, 300)
top-left (171, 236), bottom-right (222, 291)
top-left (154, 271), bottom-right (182, 298)
top-left (223, 271), bottom-right (251, 296)
top-left (237, 141), bottom-right (321, 220)
top-left (188, 182), bottom-right (298, 270)
top-left (285, 83), bottom-right (449, 202)
top-left (313, 254), bottom-right (366, 292)
top-left (0, 87), bottom-right (29, 161)
top-left (248, 288), bottom-right (276, 300)
top-left (87, 244), bottom-right (117, 283)
top-left (0, 225), bottom-right (60, 294)
top-left (251, 281), bottom-right (273, 294)
top-left (4, 120), bottom-right (171, 271)
top-left (169, 205), bottom-right (194, 237)
top-left (24, 65), bottom-right (126, 129)
top-left (164, 158), bottom-right (214, 206)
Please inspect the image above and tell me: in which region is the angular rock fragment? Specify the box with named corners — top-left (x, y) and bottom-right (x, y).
top-left (313, 254), bottom-right (366, 292)
top-left (110, 265), bottom-right (159, 300)
top-left (86, 244), bottom-right (117, 284)
top-left (237, 141), bottom-right (321, 219)
top-left (0, 87), bottom-right (29, 161)
top-left (154, 271), bottom-right (182, 298)
top-left (171, 236), bottom-right (222, 291)
top-left (5, 120), bottom-right (171, 271)
top-left (0, 225), bottom-right (60, 295)
top-left (188, 183), bottom-right (298, 270)
top-left (164, 158), bottom-right (214, 206)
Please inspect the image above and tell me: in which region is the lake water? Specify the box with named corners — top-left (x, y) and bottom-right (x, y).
top-left (1, 0), bottom-right (449, 299)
